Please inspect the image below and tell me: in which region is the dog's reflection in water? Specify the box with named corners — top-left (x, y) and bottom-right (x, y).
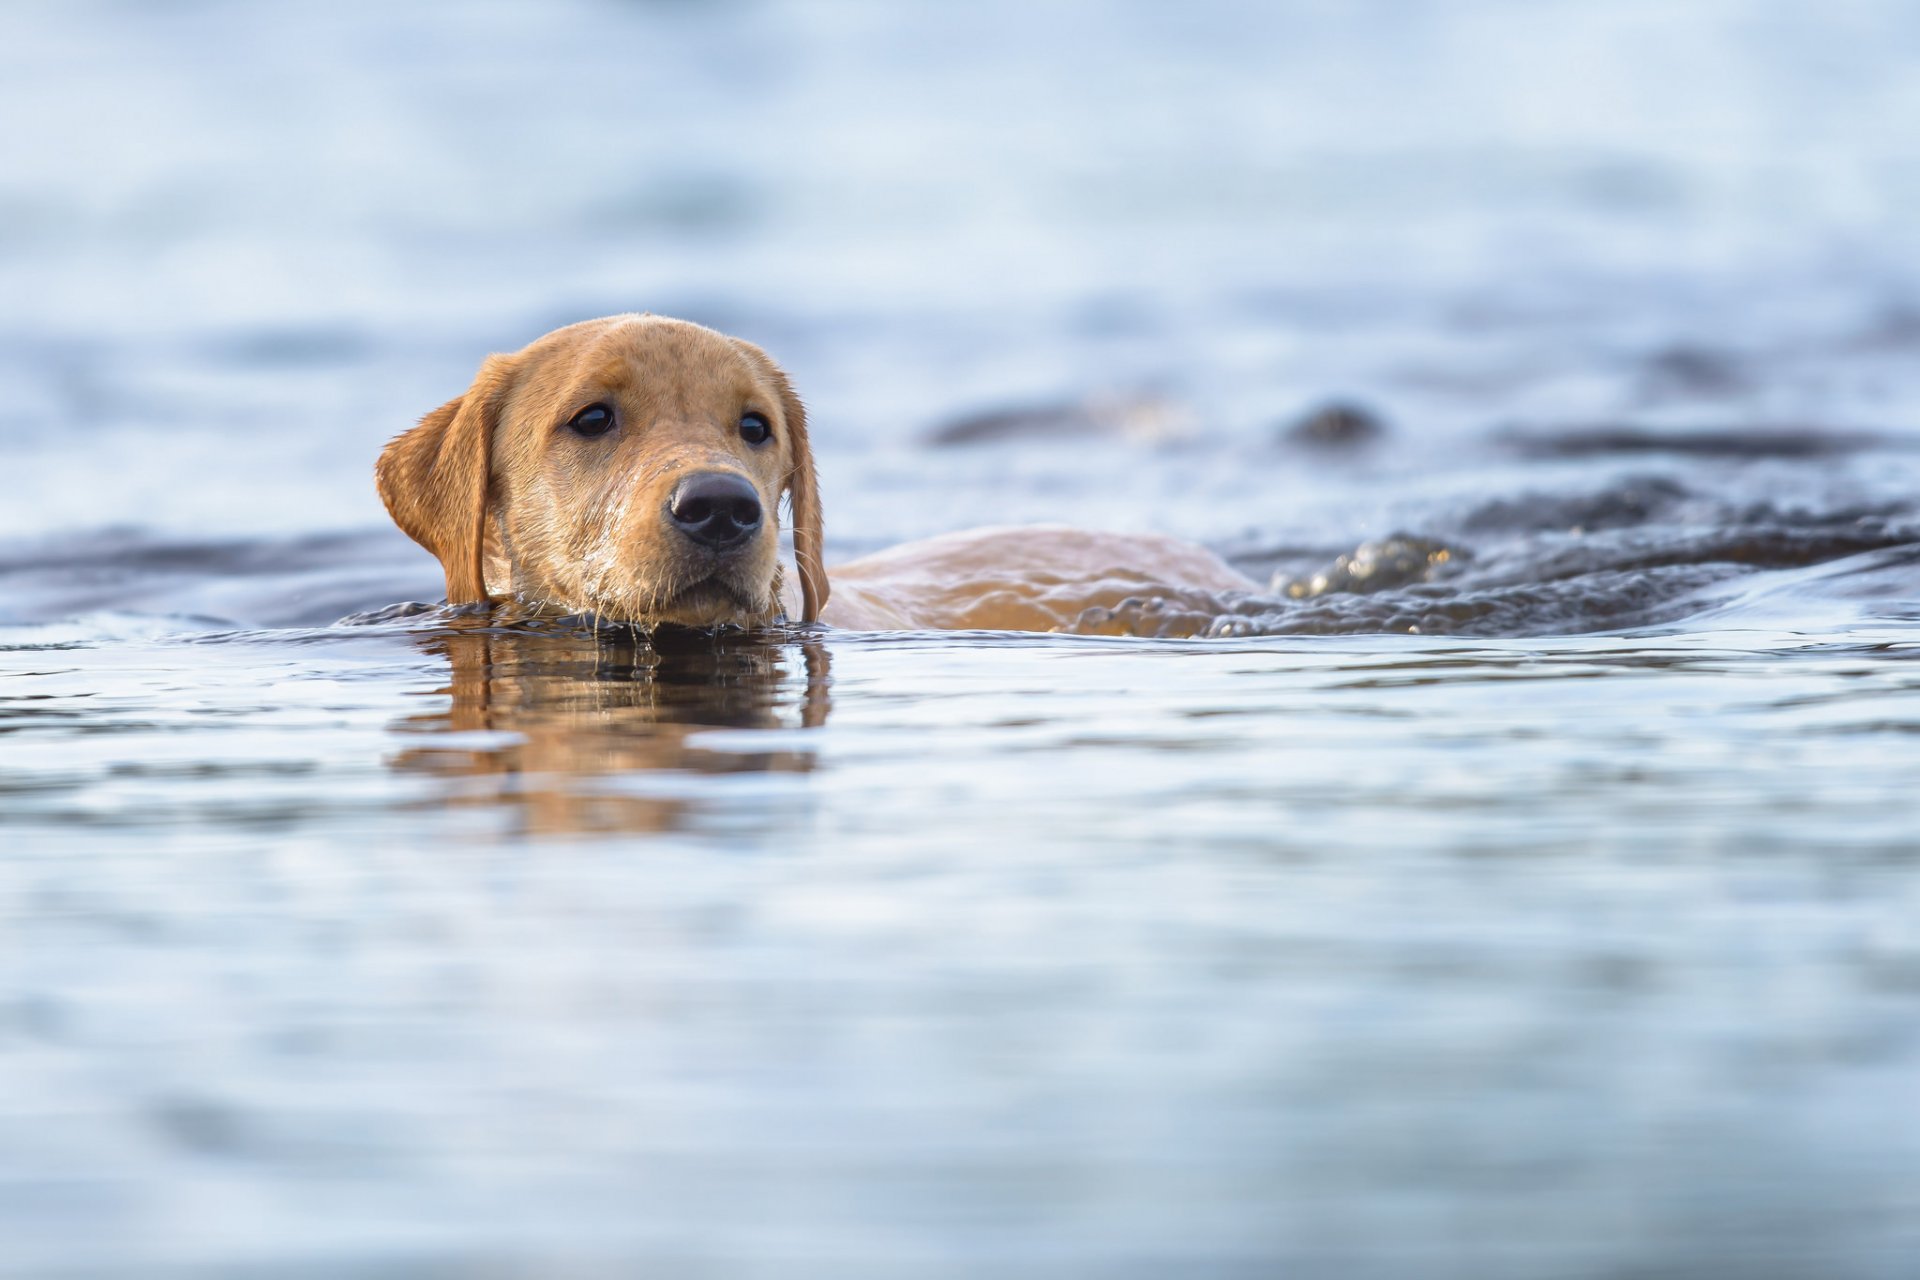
top-left (389, 619), bottom-right (830, 836)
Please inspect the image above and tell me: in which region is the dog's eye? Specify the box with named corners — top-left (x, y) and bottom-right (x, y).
top-left (568, 403), bottom-right (616, 438)
top-left (738, 412), bottom-right (772, 446)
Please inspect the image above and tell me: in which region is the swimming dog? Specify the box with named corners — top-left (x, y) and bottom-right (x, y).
top-left (377, 314), bottom-right (1254, 630)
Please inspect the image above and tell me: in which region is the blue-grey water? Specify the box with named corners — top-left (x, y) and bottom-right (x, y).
top-left (5, 2), bottom-right (1920, 1276)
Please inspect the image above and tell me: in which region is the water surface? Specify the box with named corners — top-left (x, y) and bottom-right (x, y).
top-left (5, 2), bottom-right (1920, 1276)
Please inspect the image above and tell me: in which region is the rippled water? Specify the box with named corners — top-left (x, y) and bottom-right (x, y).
top-left (6, 2), bottom-right (1920, 1276)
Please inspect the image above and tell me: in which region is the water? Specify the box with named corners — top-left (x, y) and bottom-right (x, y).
top-left (5, 1), bottom-right (1920, 1275)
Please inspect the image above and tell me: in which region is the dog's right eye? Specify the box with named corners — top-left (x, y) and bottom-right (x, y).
top-left (567, 403), bottom-right (616, 438)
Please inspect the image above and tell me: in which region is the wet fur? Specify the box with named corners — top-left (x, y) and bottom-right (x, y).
top-left (379, 315), bottom-right (823, 627)
top-left (378, 315), bottom-right (1254, 631)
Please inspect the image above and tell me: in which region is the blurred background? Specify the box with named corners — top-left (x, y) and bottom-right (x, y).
top-left (6, 0), bottom-right (1920, 550)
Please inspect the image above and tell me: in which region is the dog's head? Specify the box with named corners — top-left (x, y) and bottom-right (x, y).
top-left (377, 315), bottom-right (827, 627)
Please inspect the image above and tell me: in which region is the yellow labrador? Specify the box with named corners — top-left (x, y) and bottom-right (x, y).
top-left (377, 315), bottom-right (1254, 631)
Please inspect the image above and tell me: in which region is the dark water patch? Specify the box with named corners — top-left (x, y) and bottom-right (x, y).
top-left (1214, 564), bottom-right (1741, 638)
top-left (1850, 304), bottom-right (1920, 351)
top-left (1637, 343), bottom-right (1752, 399)
top-left (106, 759), bottom-right (320, 780)
top-left (151, 1095), bottom-right (248, 1159)
top-left (1469, 520), bottom-right (1920, 588)
top-left (0, 704), bottom-right (91, 733)
top-left (1504, 423), bottom-right (1899, 459)
top-left (0, 528), bottom-right (435, 629)
top-left (1071, 564), bottom-right (1737, 639)
top-left (199, 325), bottom-right (374, 369)
top-left (1279, 399), bottom-right (1389, 449)
top-left (0, 529), bottom-right (378, 580)
top-left (0, 770), bottom-right (90, 795)
top-left (927, 392), bottom-right (1195, 446)
top-left (1457, 475), bottom-right (1692, 534)
top-left (1067, 290), bottom-right (1163, 337)
top-left (585, 171), bottom-right (762, 236)
top-left (0, 794), bottom-right (410, 833)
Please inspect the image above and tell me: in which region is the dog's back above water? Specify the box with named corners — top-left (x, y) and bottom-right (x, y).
top-left (376, 314), bottom-right (1255, 632)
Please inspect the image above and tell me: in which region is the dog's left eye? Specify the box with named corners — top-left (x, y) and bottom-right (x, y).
top-left (568, 403), bottom-right (616, 438)
top-left (738, 412), bottom-right (772, 446)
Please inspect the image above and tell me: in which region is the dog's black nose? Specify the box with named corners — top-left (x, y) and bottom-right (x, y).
top-left (667, 471), bottom-right (763, 550)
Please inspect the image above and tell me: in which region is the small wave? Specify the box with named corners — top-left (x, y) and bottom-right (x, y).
top-left (1456, 475), bottom-right (1692, 534)
top-left (0, 528), bottom-right (438, 629)
top-left (1074, 488), bottom-right (1920, 639)
top-left (15, 488), bottom-right (1920, 645)
top-left (0, 611), bottom-right (235, 649)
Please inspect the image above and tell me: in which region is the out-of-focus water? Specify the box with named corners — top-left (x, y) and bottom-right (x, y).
top-left (5, 2), bottom-right (1920, 1276)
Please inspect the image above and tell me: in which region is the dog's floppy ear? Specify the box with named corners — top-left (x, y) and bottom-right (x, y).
top-left (736, 340), bottom-right (828, 622)
top-left (782, 384), bottom-right (830, 624)
top-left (376, 354), bottom-right (515, 605)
